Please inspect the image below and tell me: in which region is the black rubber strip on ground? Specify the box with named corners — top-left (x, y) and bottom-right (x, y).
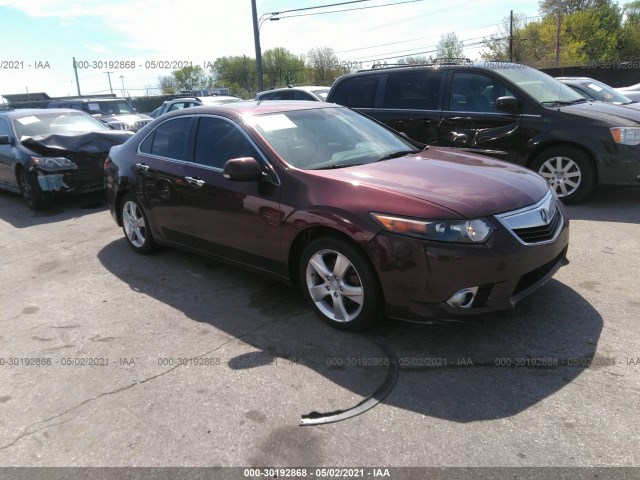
top-left (300, 336), bottom-right (399, 426)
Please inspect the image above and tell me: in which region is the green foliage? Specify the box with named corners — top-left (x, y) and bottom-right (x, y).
top-left (262, 47), bottom-right (306, 88)
top-left (211, 56), bottom-right (257, 96)
top-left (482, 0), bottom-right (636, 67)
top-left (436, 33), bottom-right (464, 60)
top-left (306, 47), bottom-right (341, 84)
top-left (172, 65), bottom-right (210, 92)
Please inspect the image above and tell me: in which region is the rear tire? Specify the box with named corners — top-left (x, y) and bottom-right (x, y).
top-left (530, 146), bottom-right (595, 203)
top-left (299, 237), bottom-right (383, 332)
top-left (17, 168), bottom-right (52, 210)
top-left (121, 194), bottom-right (155, 254)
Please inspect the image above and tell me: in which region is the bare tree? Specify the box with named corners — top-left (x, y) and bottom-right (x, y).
top-left (307, 46), bottom-right (340, 84)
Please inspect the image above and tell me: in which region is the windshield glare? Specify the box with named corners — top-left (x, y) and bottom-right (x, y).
top-left (13, 112), bottom-right (110, 139)
top-left (493, 65), bottom-right (584, 104)
top-left (574, 80), bottom-right (632, 104)
top-left (251, 107), bottom-right (418, 170)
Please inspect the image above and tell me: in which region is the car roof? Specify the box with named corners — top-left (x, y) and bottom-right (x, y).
top-left (164, 101), bottom-right (341, 117)
top-left (556, 77), bottom-right (598, 82)
top-left (0, 108), bottom-right (82, 117)
top-left (259, 85), bottom-right (329, 93)
top-left (50, 98), bottom-right (126, 103)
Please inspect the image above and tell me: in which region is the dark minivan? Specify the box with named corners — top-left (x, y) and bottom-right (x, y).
top-left (327, 61), bottom-right (640, 203)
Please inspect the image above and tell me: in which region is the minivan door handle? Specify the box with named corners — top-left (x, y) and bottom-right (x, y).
top-left (185, 176), bottom-right (205, 187)
top-left (135, 163), bottom-right (150, 172)
top-left (441, 116), bottom-right (473, 126)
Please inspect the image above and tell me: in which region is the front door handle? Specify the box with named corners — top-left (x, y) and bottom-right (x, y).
top-left (185, 176), bottom-right (205, 187)
top-left (135, 163), bottom-right (149, 172)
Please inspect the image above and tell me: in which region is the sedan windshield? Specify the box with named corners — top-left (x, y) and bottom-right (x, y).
top-left (250, 107), bottom-right (420, 170)
top-left (570, 79), bottom-right (633, 104)
top-left (493, 65), bottom-right (584, 105)
top-left (12, 112), bottom-right (110, 140)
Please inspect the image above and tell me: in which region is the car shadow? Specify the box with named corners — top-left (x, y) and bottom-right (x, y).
top-left (565, 186), bottom-right (640, 224)
top-left (0, 190), bottom-right (107, 228)
top-left (98, 239), bottom-right (602, 423)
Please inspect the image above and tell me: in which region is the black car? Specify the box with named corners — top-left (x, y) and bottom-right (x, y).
top-left (47, 98), bottom-right (153, 132)
top-left (0, 108), bottom-right (133, 209)
top-left (327, 61), bottom-right (640, 203)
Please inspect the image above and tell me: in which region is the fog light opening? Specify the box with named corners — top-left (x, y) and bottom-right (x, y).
top-left (446, 286), bottom-right (479, 309)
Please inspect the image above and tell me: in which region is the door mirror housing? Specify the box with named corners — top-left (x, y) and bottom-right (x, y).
top-left (0, 135), bottom-right (13, 146)
top-left (223, 157), bottom-right (264, 182)
top-left (495, 96), bottom-right (520, 114)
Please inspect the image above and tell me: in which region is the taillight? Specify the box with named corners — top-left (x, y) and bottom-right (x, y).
top-left (104, 157), bottom-right (111, 170)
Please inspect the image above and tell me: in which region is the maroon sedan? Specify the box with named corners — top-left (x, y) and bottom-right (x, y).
top-left (105, 102), bottom-right (569, 331)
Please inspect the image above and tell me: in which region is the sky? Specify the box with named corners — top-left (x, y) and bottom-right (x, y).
top-left (0, 0), bottom-right (540, 99)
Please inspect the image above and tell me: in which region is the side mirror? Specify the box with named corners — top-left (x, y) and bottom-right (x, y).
top-left (223, 157), bottom-right (264, 182)
top-left (495, 96), bottom-right (520, 114)
top-left (0, 135), bottom-right (13, 146)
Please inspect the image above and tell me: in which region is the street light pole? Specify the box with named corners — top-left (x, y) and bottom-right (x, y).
top-left (104, 71), bottom-right (114, 95)
top-left (251, 0), bottom-right (264, 92)
top-left (120, 75), bottom-right (126, 97)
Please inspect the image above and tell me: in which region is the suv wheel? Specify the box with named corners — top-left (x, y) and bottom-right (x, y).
top-left (531, 146), bottom-right (595, 203)
top-left (299, 237), bottom-right (383, 331)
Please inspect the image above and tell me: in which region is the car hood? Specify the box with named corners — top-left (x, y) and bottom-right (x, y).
top-left (22, 131), bottom-right (134, 169)
top-left (312, 147), bottom-right (549, 219)
top-left (558, 101), bottom-right (640, 126)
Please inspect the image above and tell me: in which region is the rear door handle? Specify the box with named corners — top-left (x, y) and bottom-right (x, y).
top-left (185, 176), bottom-right (205, 187)
top-left (135, 163), bottom-right (149, 172)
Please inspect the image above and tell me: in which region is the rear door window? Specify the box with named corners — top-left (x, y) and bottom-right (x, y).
top-left (383, 71), bottom-right (442, 110)
top-left (330, 75), bottom-right (380, 108)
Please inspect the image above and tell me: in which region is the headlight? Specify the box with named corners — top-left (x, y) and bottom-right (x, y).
top-left (610, 127), bottom-right (640, 145)
top-left (371, 213), bottom-right (494, 243)
top-left (30, 156), bottom-right (77, 170)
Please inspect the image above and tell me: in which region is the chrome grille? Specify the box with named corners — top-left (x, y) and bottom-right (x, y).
top-left (495, 192), bottom-right (563, 245)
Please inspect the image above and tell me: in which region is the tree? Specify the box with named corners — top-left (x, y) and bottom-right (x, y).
top-left (211, 55), bottom-right (257, 97)
top-left (482, 13), bottom-right (530, 62)
top-left (172, 65), bottom-right (210, 92)
top-left (262, 48), bottom-right (306, 88)
top-left (620, 1), bottom-right (640, 59)
top-left (398, 55), bottom-right (432, 65)
top-left (306, 46), bottom-right (340, 84)
top-left (435, 33), bottom-right (464, 60)
top-left (158, 75), bottom-right (177, 95)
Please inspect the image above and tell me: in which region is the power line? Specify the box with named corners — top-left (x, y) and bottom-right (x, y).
top-left (277, 0), bottom-right (428, 20)
top-left (262, 0), bottom-right (376, 16)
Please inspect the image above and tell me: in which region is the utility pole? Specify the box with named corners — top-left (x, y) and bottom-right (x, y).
top-left (555, 0), bottom-right (562, 67)
top-left (104, 71), bottom-right (114, 95)
top-left (72, 56), bottom-right (81, 96)
top-left (251, 0), bottom-right (264, 92)
top-left (120, 75), bottom-right (126, 97)
top-left (509, 10), bottom-right (513, 63)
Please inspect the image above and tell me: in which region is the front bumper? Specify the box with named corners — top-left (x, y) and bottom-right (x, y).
top-left (365, 203), bottom-right (570, 321)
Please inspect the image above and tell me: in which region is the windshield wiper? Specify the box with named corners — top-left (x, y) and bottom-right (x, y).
top-left (376, 150), bottom-right (419, 162)
top-left (314, 163), bottom-right (365, 170)
top-left (541, 99), bottom-right (587, 106)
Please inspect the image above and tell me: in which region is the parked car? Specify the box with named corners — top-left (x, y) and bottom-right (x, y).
top-left (556, 77), bottom-right (640, 110)
top-left (47, 98), bottom-right (153, 132)
top-left (0, 109), bottom-right (133, 209)
top-left (256, 86), bottom-right (330, 102)
top-left (327, 61), bottom-right (640, 203)
top-left (615, 82), bottom-right (640, 102)
top-left (197, 95), bottom-right (243, 105)
top-left (150, 98), bottom-right (203, 118)
top-left (105, 102), bottom-right (569, 331)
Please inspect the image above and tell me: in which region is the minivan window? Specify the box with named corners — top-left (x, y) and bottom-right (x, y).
top-left (492, 65), bottom-right (583, 104)
top-left (448, 72), bottom-right (513, 112)
top-left (384, 71), bottom-right (442, 110)
top-left (330, 75), bottom-right (379, 108)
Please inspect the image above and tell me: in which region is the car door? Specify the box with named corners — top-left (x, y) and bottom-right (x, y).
top-left (134, 115), bottom-right (193, 240)
top-left (180, 115), bottom-right (283, 272)
top-left (438, 70), bottom-right (522, 162)
top-left (372, 70), bottom-right (444, 144)
top-left (0, 117), bottom-right (17, 188)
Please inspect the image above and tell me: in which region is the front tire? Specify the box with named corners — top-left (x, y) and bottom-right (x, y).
top-left (531, 146), bottom-right (595, 203)
top-left (17, 168), bottom-right (52, 210)
top-left (121, 194), bottom-right (155, 254)
top-left (299, 237), bottom-right (383, 331)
